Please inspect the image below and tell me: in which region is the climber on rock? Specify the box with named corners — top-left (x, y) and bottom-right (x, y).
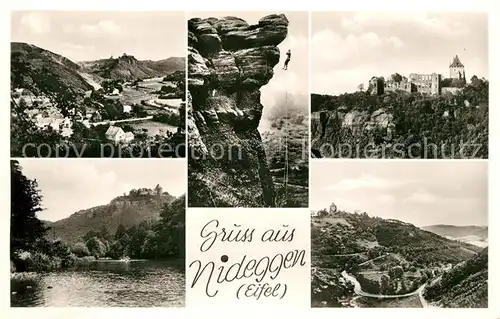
top-left (283, 49), bottom-right (291, 70)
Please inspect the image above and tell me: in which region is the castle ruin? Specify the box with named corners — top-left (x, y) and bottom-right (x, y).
top-left (370, 55), bottom-right (466, 96)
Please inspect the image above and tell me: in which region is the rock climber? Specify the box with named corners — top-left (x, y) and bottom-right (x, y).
top-left (283, 49), bottom-right (291, 70)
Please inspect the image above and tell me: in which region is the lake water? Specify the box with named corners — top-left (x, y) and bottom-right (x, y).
top-left (11, 260), bottom-right (185, 307)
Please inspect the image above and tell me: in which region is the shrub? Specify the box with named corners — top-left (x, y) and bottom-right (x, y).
top-left (72, 242), bottom-right (90, 257)
top-left (18, 252), bottom-right (62, 272)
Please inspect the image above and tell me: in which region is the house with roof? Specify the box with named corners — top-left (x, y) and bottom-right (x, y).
top-left (123, 105), bottom-right (132, 113)
top-left (61, 127), bottom-right (73, 137)
top-left (105, 126), bottom-right (134, 143)
top-left (91, 110), bottom-right (102, 122)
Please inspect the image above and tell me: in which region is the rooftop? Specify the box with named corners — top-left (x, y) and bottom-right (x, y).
top-left (450, 55), bottom-right (464, 68)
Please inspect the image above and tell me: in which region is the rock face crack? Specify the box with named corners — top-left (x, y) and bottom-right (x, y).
top-left (188, 14), bottom-right (289, 207)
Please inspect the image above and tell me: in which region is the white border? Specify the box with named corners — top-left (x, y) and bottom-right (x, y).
top-left (1, 0), bottom-right (498, 318)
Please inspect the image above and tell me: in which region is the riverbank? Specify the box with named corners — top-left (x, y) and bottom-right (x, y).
top-left (11, 250), bottom-right (98, 274)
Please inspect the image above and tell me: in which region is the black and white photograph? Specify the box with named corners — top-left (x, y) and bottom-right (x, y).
top-left (310, 12), bottom-right (489, 159)
top-left (10, 159), bottom-right (186, 307)
top-left (10, 11), bottom-right (186, 158)
top-left (310, 161), bottom-right (488, 308)
top-left (187, 11), bottom-right (309, 207)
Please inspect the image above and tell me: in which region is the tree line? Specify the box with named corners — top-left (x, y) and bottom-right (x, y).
top-left (10, 160), bottom-right (185, 272)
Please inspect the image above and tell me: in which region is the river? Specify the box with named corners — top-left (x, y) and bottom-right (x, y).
top-left (11, 260), bottom-right (185, 307)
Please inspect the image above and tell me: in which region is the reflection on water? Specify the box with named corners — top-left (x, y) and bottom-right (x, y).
top-left (11, 260), bottom-right (185, 307)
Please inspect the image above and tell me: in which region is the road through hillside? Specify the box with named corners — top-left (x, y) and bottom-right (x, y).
top-left (341, 270), bottom-right (426, 299)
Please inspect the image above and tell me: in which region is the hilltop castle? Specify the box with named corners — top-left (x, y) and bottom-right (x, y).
top-left (369, 55), bottom-right (466, 96)
top-left (127, 185), bottom-right (164, 197)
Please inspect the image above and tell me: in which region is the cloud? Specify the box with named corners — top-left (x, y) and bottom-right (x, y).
top-left (340, 12), bottom-right (470, 38)
top-left (376, 194), bottom-right (396, 203)
top-left (322, 174), bottom-right (409, 192)
top-left (312, 29), bottom-right (381, 69)
top-left (405, 188), bottom-right (439, 204)
top-left (311, 12), bottom-right (487, 95)
top-left (79, 20), bottom-right (121, 37)
top-left (19, 12), bottom-right (51, 34)
top-left (59, 43), bottom-right (97, 61)
top-left (312, 66), bottom-right (380, 95)
top-left (387, 36), bottom-right (404, 48)
top-left (311, 29), bottom-right (405, 83)
top-left (19, 160), bottom-right (121, 221)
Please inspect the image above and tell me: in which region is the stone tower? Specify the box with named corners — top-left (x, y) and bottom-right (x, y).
top-left (154, 184), bottom-right (163, 197)
top-left (430, 73), bottom-right (442, 95)
top-left (449, 55), bottom-right (466, 83)
top-left (369, 76), bottom-right (384, 96)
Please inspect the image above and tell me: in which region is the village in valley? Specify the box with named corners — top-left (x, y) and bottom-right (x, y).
top-left (11, 58), bottom-right (185, 142)
top-left (11, 46), bottom-right (186, 157)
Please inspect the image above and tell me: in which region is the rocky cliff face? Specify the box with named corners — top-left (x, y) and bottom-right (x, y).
top-left (48, 192), bottom-right (176, 245)
top-left (311, 108), bottom-right (394, 157)
top-left (187, 14), bottom-right (289, 207)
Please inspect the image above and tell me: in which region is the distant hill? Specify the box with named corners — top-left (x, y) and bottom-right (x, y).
top-left (144, 57), bottom-right (185, 75)
top-left (422, 225), bottom-right (488, 248)
top-left (422, 224), bottom-right (487, 239)
top-left (11, 42), bottom-right (186, 96)
top-left (79, 54), bottom-right (185, 81)
top-left (424, 247), bottom-right (488, 308)
top-left (45, 188), bottom-right (176, 245)
top-left (11, 42), bottom-right (93, 94)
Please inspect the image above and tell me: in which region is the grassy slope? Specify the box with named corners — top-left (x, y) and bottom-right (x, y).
top-left (11, 42), bottom-right (93, 94)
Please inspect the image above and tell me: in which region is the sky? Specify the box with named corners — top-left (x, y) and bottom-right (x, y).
top-left (189, 11), bottom-right (309, 115)
top-left (16, 159), bottom-right (186, 222)
top-left (11, 11), bottom-right (186, 61)
top-left (312, 12), bottom-right (489, 95)
top-left (311, 161), bottom-right (488, 227)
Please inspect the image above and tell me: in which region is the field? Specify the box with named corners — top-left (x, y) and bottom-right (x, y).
top-left (128, 121), bottom-right (178, 136)
top-left (120, 79), bottom-right (181, 109)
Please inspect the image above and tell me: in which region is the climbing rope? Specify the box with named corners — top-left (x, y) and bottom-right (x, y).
top-left (284, 90), bottom-right (289, 203)
top-left (266, 52), bottom-right (290, 205)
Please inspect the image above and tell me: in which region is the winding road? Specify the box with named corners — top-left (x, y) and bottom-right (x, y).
top-left (341, 270), bottom-right (442, 307)
top-left (341, 271), bottom-right (426, 299)
top-left (321, 251), bottom-right (449, 307)
top-left (92, 116), bottom-right (154, 126)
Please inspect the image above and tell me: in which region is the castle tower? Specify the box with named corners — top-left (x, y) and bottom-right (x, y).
top-left (431, 73), bottom-right (442, 95)
top-left (449, 55), bottom-right (466, 83)
top-left (369, 76), bottom-right (384, 95)
top-left (154, 184), bottom-right (163, 197)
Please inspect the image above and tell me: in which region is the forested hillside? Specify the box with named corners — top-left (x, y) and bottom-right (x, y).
top-left (311, 207), bottom-right (484, 307)
top-left (311, 76), bottom-right (488, 159)
top-left (424, 247), bottom-right (488, 308)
